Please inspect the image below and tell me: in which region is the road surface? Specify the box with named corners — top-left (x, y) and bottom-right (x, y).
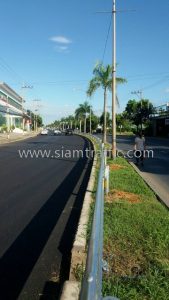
top-left (0, 134), bottom-right (93, 300)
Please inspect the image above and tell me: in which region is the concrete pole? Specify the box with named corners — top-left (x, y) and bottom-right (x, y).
top-left (22, 98), bottom-right (25, 133)
top-left (112, 0), bottom-right (117, 158)
top-left (84, 113), bottom-right (87, 133)
top-left (103, 89), bottom-right (107, 143)
top-left (90, 104), bottom-right (92, 134)
top-left (36, 114), bottom-right (38, 132)
top-left (6, 96), bottom-right (10, 139)
top-left (34, 115), bottom-right (36, 132)
top-left (140, 90), bottom-right (143, 131)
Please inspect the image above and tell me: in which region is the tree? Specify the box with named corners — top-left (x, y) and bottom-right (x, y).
top-left (125, 100), bottom-right (138, 119)
top-left (100, 112), bottom-right (111, 128)
top-left (125, 99), bottom-right (154, 131)
top-left (87, 62), bottom-right (126, 143)
top-left (67, 115), bottom-right (75, 129)
top-left (86, 113), bottom-right (99, 132)
top-left (75, 101), bottom-right (91, 133)
top-left (27, 109), bottom-right (43, 130)
top-left (36, 115), bottom-right (43, 128)
top-left (0, 113), bottom-right (6, 126)
top-left (116, 112), bottom-right (133, 133)
top-left (125, 99), bottom-right (140, 130)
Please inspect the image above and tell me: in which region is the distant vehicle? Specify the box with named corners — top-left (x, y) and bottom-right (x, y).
top-left (96, 128), bottom-right (102, 134)
top-left (54, 129), bottom-right (61, 135)
top-left (41, 129), bottom-right (48, 135)
top-left (65, 128), bottom-right (73, 135)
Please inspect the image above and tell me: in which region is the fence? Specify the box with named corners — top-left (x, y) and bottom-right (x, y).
top-left (79, 136), bottom-right (119, 300)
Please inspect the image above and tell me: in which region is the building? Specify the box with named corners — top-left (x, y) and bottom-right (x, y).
top-left (151, 103), bottom-right (169, 137)
top-left (0, 82), bottom-right (31, 131)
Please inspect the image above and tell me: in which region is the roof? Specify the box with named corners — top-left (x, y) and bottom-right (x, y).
top-left (0, 82), bottom-right (22, 103)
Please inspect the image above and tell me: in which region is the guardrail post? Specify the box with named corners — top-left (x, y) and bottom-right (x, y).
top-left (104, 165), bottom-right (109, 195)
top-left (104, 148), bottom-right (107, 166)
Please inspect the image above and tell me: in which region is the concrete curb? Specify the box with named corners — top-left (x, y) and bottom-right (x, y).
top-left (59, 135), bottom-right (98, 299)
top-left (69, 153), bottom-right (97, 280)
top-left (60, 281), bottom-right (80, 300)
top-left (129, 161), bottom-right (169, 209)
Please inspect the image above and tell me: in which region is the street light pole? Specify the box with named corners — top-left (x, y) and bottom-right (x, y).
top-left (112, 0), bottom-right (116, 158)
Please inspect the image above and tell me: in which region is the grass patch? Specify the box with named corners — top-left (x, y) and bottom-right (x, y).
top-left (103, 157), bottom-right (169, 300)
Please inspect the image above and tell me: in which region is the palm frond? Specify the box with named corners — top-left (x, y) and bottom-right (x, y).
top-left (86, 78), bottom-right (101, 97)
top-left (87, 63), bottom-right (127, 111)
top-left (116, 77), bottom-right (127, 84)
top-left (116, 94), bottom-right (120, 108)
top-left (75, 101), bottom-right (91, 119)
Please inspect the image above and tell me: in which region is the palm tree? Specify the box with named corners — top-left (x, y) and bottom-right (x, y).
top-left (75, 101), bottom-right (91, 133)
top-left (87, 63), bottom-right (126, 143)
top-left (67, 115), bottom-right (75, 129)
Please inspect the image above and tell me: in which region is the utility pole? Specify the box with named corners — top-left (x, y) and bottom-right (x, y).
top-left (6, 95), bottom-right (10, 139)
top-left (21, 84), bottom-right (33, 133)
top-left (33, 99), bottom-right (41, 132)
top-left (112, 0), bottom-right (116, 158)
top-left (97, 1), bottom-right (135, 156)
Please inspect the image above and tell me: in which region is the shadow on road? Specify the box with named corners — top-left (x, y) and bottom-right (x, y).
top-left (0, 137), bottom-right (93, 300)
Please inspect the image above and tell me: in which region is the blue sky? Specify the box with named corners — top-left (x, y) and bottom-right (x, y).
top-left (0, 0), bottom-right (169, 124)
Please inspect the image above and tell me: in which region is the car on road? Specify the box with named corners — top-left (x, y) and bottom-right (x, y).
top-left (54, 129), bottom-right (62, 135)
top-left (41, 128), bottom-right (48, 135)
top-left (65, 128), bottom-right (73, 135)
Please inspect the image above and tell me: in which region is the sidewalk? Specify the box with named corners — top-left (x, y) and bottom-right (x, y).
top-left (0, 131), bottom-right (39, 145)
top-left (129, 161), bottom-right (169, 209)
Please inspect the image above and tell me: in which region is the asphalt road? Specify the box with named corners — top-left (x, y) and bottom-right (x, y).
top-left (103, 134), bottom-right (169, 207)
top-left (0, 134), bottom-right (93, 300)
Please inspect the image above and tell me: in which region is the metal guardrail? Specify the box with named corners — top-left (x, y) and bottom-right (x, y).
top-left (79, 138), bottom-right (119, 300)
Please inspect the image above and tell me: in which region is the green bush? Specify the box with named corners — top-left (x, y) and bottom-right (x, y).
top-left (0, 124), bottom-right (8, 132)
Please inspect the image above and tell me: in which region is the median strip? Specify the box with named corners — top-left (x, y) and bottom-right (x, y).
top-left (60, 137), bottom-right (169, 300)
top-left (103, 157), bottom-right (169, 299)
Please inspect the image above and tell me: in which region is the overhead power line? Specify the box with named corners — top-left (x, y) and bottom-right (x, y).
top-left (141, 76), bottom-right (169, 91)
top-left (0, 56), bottom-right (24, 83)
top-left (101, 15), bottom-right (112, 63)
top-left (126, 71), bottom-right (169, 79)
top-left (25, 80), bottom-right (89, 86)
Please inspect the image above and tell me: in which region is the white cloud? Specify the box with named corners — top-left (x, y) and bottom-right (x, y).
top-left (50, 35), bottom-right (72, 44)
top-left (165, 88), bottom-right (169, 93)
top-left (55, 45), bottom-right (69, 53)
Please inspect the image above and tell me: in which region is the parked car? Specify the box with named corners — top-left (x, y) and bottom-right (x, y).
top-left (54, 129), bottom-right (61, 135)
top-left (65, 128), bottom-right (73, 135)
top-left (41, 128), bottom-right (48, 135)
